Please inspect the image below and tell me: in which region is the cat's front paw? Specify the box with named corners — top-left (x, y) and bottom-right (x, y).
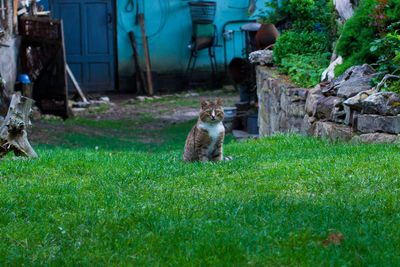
top-left (223, 156), bottom-right (234, 161)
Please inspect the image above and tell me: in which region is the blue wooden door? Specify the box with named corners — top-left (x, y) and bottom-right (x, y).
top-left (52, 0), bottom-right (115, 91)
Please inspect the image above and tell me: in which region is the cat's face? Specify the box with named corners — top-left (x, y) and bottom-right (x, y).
top-left (199, 99), bottom-right (224, 123)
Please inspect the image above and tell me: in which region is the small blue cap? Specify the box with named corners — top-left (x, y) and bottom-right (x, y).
top-left (18, 74), bottom-right (31, 84)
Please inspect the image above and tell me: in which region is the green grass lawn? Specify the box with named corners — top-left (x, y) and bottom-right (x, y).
top-left (1, 118), bottom-right (400, 265)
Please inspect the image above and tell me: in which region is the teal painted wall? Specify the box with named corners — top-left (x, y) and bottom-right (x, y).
top-left (117, 0), bottom-right (266, 78)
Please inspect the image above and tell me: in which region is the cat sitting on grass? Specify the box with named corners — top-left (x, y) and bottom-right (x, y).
top-left (183, 99), bottom-right (232, 162)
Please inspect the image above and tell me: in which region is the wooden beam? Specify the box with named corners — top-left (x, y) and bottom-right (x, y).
top-left (66, 64), bottom-right (88, 103)
top-left (129, 31), bottom-right (146, 94)
top-left (139, 14), bottom-right (154, 96)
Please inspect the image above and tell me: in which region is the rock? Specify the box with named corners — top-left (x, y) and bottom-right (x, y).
top-left (100, 96), bottom-right (110, 103)
top-left (281, 87), bottom-right (308, 117)
top-left (185, 92), bottom-right (199, 97)
top-left (337, 75), bottom-right (378, 99)
top-left (312, 96), bottom-right (343, 119)
top-left (334, 0), bottom-right (355, 21)
top-left (313, 121), bottom-right (354, 142)
top-left (361, 92), bottom-right (400, 116)
top-left (303, 114), bottom-right (316, 135)
top-left (30, 107), bottom-right (42, 120)
top-left (305, 85), bottom-right (323, 115)
top-left (71, 108), bottom-right (86, 116)
top-left (356, 114), bottom-right (400, 134)
top-left (136, 96), bottom-right (147, 101)
top-left (351, 133), bottom-right (400, 144)
top-left (249, 49), bottom-right (274, 65)
top-left (344, 106), bottom-right (359, 126)
top-left (72, 101), bottom-right (91, 108)
top-left (232, 129), bottom-right (258, 141)
top-left (330, 100), bottom-right (347, 123)
top-left (321, 56), bottom-right (343, 83)
top-left (343, 89), bottom-right (375, 111)
top-left (322, 64), bottom-right (378, 98)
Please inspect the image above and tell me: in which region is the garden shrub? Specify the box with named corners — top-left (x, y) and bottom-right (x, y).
top-left (335, 0), bottom-right (400, 76)
top-left (279, 53), bottom-right (331, 87)
top-left (259, 0), bottom-right (335, 87)
top-left (273, 30), bottom-right (330, 64)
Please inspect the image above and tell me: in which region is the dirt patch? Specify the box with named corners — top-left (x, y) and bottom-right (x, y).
top-left (30, 89), bottom-right (239, 146)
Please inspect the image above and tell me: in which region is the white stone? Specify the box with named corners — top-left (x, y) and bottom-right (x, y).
top-left (334, 0), bottom-right (354, 21)
top-left (321, 56), bottom-right (343, 83)
top-left (249, 50), bottom-right (274, 65)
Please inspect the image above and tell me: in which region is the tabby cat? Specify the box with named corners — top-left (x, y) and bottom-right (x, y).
top-left (183, 99), bottom-right (230, 162)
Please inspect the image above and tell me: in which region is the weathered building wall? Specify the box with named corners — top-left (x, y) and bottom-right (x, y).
top-left (0, 37), bottom-right (20, 93)
top-left (117, 0), bottom-right (266, 90)
top-left (0, 0), bottom-right (19, 93)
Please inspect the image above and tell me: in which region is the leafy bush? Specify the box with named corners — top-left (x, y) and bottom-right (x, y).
top-left (260, 0), bottom-right (335, 87)
top-left (259, 0), bottom-right (335, 33)
top-left (278, 53), bottom-right (332, 87)
top-left (335, 0), bottom-right (400, 76)
top-left (273, 30), bottom-right (331, 64)
top-left (370, 22), bottom-right (400, 74)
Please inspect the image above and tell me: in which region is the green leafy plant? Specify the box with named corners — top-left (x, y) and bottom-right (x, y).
top-left (273, 30), bottom-right (330, 64)
top-left (370, 22), bottom-right (400, 74)
top-left (278, 53), bottom-right (332, 87)
top-left (335, 0), bottom-right (400, 76)
top-left (259, 0), bottom-right (335, 33)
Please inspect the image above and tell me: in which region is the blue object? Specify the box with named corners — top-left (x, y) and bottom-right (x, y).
top-left (18, 74), bottom-right (31, 84)
top-left (247, 114), bottom-right (258, 135)
top-left (52, 0), bottom-right (116, 92)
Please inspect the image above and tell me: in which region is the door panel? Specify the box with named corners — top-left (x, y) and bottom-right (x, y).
top-left (53, 0), bottom-right (115, 92)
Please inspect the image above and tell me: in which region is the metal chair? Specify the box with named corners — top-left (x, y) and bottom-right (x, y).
top-left (186, 24), bottom-right (218, 81)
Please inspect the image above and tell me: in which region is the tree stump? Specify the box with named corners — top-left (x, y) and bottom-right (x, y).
top-left (0, 94), bottom-right (38, 158)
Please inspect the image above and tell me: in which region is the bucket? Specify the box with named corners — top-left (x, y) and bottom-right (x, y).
top-left (223, 106), bottom-right (237, 133)
top-left (247, 113), bottom-right (258, 134)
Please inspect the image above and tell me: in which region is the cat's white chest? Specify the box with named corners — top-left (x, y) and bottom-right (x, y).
top-left (199, 122), bottom-right (224, 156)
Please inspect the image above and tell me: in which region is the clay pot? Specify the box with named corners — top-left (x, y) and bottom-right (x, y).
top-left (255, 23), bottom-right (280, 50)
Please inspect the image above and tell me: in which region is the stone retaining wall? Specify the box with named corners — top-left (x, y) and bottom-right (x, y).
top-left (256, 65), bottom-right (400, 144)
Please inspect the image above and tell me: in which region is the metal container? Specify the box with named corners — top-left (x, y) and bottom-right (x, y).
top-left (247, 113), bottom-right (258, 135)
top-left (188, 1), bottom-right (217, 24)
top-left (223, 106), bottom-right (237, 133)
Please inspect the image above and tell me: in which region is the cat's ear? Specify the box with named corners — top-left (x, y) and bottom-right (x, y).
top-left (216, 98), bottom-right (223, 105)
top-left (200, 100), bottom-right (209, 109)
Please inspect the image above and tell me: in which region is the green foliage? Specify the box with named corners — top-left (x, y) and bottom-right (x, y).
top-left (1, 134), bottom-right (400, 265)
top-left (279, 53), bottom-right (332, 87)
top-left (335, 0), bottom-right (400, 76)
top-left (273, 30), bottom-right (330, 64)
top-left (370, 22), bottom-right (400, 74)
top-left (262, 0), bottom-right (335, 86)
top-left (259, 0), bottom-right (335, 33)
top-left (379, 78), bottom-right (400, 94)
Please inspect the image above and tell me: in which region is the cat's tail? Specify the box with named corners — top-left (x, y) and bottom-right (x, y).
top-left (224, 156), bottom-right (234, 161)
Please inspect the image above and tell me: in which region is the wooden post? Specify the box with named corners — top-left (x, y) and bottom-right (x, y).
top-left (139, 14), bottom-right (154, 96)
top-left (66, 64), bottom-right (88, 103)
top-left (129, 31), bottom-right (146, 94)
top-left (0, 94), bottom-right (37, 158)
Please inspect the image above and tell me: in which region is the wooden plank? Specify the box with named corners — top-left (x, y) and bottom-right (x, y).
top-left (13, 0), bottom-right (18, 29)
top-left (59, 20), bottom-right (71, 117)
top-left (128, 31), bottom-right (146, 94)
top-left (66, 64), bottom-right (88, 103)
top-left (139, 14), bottom-right (154, 96)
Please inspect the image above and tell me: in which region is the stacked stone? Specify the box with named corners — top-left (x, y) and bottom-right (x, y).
top-left (257, 64), bottom-right (400, 144)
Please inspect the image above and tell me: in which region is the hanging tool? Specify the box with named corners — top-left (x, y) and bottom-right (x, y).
top-left (135, 0), bottom-right (139, 25)
top-left (125, 0), bottom-right (134, 12)
top-left (139, 13), bottom-right (154, 95)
